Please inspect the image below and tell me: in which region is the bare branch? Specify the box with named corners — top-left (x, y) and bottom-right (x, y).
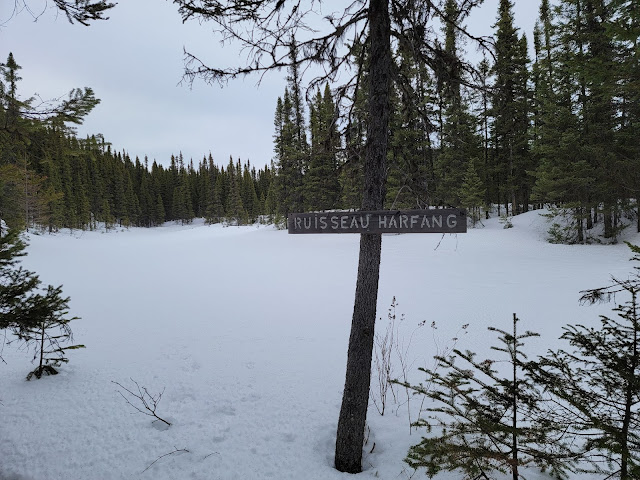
top-left (112, 378), bottom-right (172, 427)
top-left (6, 1), bottom-right (115, 26)
top-left (142, 447), bottom-right (189, 474)
top-left (174, 0), bottom-right (492, 93)
top-left (176, 0), bottom-right (369, 91)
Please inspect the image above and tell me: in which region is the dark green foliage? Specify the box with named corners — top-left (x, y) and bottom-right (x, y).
top-left (491, 0), bottom-right (532, 217)
top-left (305, 85), bottom-right (340, 212)
top-left (460, 159), bottom-right (486, 227)
top-left (14, 284), bottom-right (85, 380)
top-left (0, 228), bottom-right (83, 377)
top-left (272, 42), bottom-right (308, 217)
top-left (101, 198), bottom-right (114, 230)
top-left (154, 193), bottom-right (165, 225)
top-left (436, 101), bottom-right (482, 208)
top-left (0, 52), bottom-right (275, 231)
top-left (225, 160), bottom-right (248, 225)
top-left (241, 163), bottom-right (260, 222)
top-left (404, 246), bottom-right (640, 479)
top-left (530, 0), bottom-right (639, 243)
top-left (403, 314), bottom-right (573, 480)
top-left (49, 0), bottom-right (115, 26)
top-left (205, 179), bottom-right (224, 224)
top-left (0, 228), bottom-right (36, 330)
top-left (3, 3), bottom-right (639, 242)
top-left (386, 41), bottom-right (435, 209)
top-left (529, 244), bottom-right (640, 479)
top-left (433, 0), bottom-right (483, 209)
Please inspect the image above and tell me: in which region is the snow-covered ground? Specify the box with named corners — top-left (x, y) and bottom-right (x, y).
top-left (1, 211), bottom-right (637, 480)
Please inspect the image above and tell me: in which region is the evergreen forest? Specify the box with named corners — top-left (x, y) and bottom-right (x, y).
top-left (1, 0), bottom-right (638, 244)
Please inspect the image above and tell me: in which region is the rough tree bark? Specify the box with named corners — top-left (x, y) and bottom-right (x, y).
top-left (334, 0), bottom-right (391, 472)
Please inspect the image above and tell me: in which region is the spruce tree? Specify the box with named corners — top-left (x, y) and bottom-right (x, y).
top-left (274, 88), bottom-right (305, 216)
top-left (460, 159), bottom-right (486, 227)
top-left (305, 84), bottom-right (340, 211)
top-left (431, 0), bottom-right (483, 209)
top-left (172, 0), bottom-right (495, 471)
top-left (1, 228), bottom-right (83, 377)
top-left (0, 228), bottom-right (36, 330)
top-left (531, 0), bottom-right (635, 243)
top-left (138, 170), bottom-right (154, 227)
top-left (491, 0), bottom-right (532, 216)
top-left (404, 315), bottom-right (574, 480)
top-left (154, 193), bottom-right (165, 225)
top-left (123, 171), bottom-right (140, 227)
top-left (171, 185), bottom-right (187, 225)
top-left (1, 52), bottom-right (100, 232)
top-left (14, 284), bottom-right (85, 380)
top-left (581, 0), bottom-right (618, 239)
top-left (225, 166), bottom-right (247, 225)
top-left (241, 163), bottom-right (260, 222)
top-left (530, 243), bottom-right (640, 479)
top-left (611, 0), bottom-right (640, 231)
top-left (272, 40), bottom-right (309, 217)
top-left (1, 53), bottom-right (33, 231)
top-left (205, 178), bottom-right (224, 224)
top-left (530, 0), bottom-right (589, 242)
top-left (386, 41), bottom-right (436, 209)
top-left (263, 181), bottom-right (277, 218)
top-left (101, 198), bottom-right (113, 230)
top-left (474, 56), bottom-right (494, 218)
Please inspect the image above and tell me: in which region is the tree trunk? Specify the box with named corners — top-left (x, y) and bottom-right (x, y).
top-left (576, 207), bottom-right (584, 244)
top-left (620, 290), bottom-right (639, 480)
top-left (604, 204), bottom-right (613, 238)
top-left (335, 0), bottom-right (390, 473)
top-left (511, 313), bottom-right (519, 480)
top-left (39, 321), bottom-right (45, 372)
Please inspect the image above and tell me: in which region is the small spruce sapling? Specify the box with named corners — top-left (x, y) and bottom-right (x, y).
top-left (1, 228), bottom-right (84, 378)
top-left (403, 314), bottom-right (574, 480)
top-left (13, 284), bottom-right (85, 380)
top-left (530, 242), bottom-right (640, 479)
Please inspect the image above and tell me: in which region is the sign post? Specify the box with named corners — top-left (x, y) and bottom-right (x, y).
top-left (288, 208), bottom-right (467, 235)
top-left (289, 207), bottom-right (466, 473)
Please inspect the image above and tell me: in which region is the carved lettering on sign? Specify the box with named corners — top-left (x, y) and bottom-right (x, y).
top-left (288, 209), bottom-right (467, 234)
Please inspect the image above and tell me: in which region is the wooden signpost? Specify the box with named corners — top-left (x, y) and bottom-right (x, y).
top-left (288, 208), bottom-right (467, 235)
top-left (288, 206), bottom-right (466, 473)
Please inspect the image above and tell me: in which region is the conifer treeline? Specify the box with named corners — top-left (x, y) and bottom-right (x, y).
top-left (2, 0), bottom-right (639, 243)
top-left (272, 0), bottom-right (640, 242)
top-left (6, 126), bottom-right (276, 231)
top-left (0, 51), bottom-right (275, 231)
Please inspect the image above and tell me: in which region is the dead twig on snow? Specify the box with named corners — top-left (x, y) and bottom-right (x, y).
top-left (142, 446), bottom-right (189, 473)
top-left (112, 378), bottom-right (171, 426)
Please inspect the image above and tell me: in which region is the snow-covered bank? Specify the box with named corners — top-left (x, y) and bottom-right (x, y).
top-left (1, 212), bottom-right (637, 480)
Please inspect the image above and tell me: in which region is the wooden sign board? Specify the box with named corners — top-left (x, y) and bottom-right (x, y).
top-left (288, 209), bottom-right (467, 234)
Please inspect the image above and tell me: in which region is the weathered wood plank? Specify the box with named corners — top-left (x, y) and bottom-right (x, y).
top-left (288, 209), bottom-right (467, 234)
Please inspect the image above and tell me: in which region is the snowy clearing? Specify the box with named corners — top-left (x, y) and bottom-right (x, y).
top-left (1, 211), bottom-right (637, 480)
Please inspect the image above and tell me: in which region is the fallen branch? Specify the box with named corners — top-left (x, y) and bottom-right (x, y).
top-left (112, 378), bottom-right (171, 426)
top-left (142, 447), bottom-right (189, 473)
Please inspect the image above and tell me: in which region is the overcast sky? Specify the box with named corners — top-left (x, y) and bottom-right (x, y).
top-left (2, 0), bottom-right (541, 169)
